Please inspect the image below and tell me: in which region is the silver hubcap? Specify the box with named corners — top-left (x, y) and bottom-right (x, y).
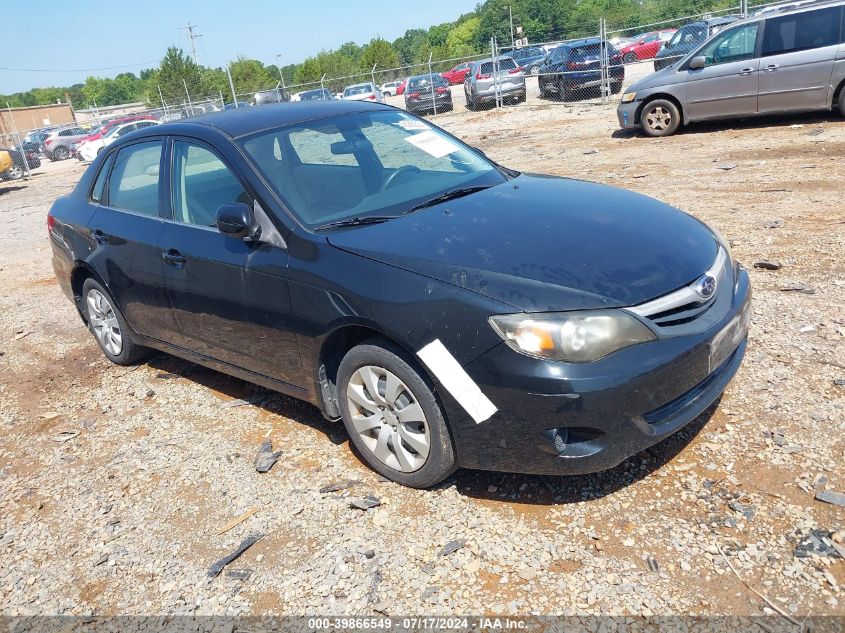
top-left (8, 166), bottom-right (22, 179)
top-left (86, 289), bottom-right (122, 355)
top-left (346, 365), bottom-right (430, 473)
top-left (645, 106), bottom-right (672, 132)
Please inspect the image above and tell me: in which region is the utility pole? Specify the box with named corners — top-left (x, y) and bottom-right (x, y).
top-left (180, 22), bottom-right (202, 64)
top-left (509, 6), bottom-right (515, 48)
top-left (275, 54), bottom-right (286, 89)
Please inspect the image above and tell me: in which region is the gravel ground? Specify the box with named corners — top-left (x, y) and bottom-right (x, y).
top-left (1, 100), bottom-right (843, 619)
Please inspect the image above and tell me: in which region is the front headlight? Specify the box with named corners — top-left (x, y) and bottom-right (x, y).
top-left (489, 310), bottom-right (656, 363)
top-left (621, 91), bottom-right (637, 103)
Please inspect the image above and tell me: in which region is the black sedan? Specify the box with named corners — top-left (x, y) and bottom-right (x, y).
top-left (404, 74), bottom-right (453, 115)
top-left (48, 101), bottom-right (750, 487)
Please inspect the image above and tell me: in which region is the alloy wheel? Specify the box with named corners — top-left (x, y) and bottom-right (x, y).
top-left (645, 105), bottom-right (672, 133)
top-left (6, 165), bottom-right (23, 180)
top-left (345, 365), bottom-right (430, 473)
top-left (86, 288), bottom-right (122, 355)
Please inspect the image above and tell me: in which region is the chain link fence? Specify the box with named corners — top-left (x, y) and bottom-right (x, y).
top-left (1, 0), bottom-right (791, 182)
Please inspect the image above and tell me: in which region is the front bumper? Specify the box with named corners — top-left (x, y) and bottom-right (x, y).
top-left (445, 268), bottom-right (751, 475)
top-left (617, 100), bottom-right (640, 129)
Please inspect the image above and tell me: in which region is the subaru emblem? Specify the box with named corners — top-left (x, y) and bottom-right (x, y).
top-left (695, 275), bottom-right (717, 299)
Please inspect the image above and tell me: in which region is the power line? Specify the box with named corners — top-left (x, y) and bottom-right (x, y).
top-left (180, 22), bottom-right (202, 64)
top-left (0, 60), bottom-right (160, 73)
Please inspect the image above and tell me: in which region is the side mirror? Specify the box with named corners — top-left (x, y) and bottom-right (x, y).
top-left (216, 202), bottom-right (254, 238)
top-left (689, 56), bottom-right (706, 70)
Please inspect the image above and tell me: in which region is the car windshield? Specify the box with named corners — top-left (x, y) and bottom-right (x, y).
top-left (408, 75), bottom-right (447, 90)
top-left (669, 24), bottom-right (707, 47)
top-left (344, 85), bottom-right (372, 96)
top-left (241, 110), bottom-right (506, 229)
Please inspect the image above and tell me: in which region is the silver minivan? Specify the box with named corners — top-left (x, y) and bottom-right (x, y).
top-left (617, 0), bottom-right (845, 136)
top-left (464, 56), bottom-right (526, 109)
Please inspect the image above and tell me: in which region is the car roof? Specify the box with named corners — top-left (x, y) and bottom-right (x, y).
top-left (346, 82), bottom-right (374, 88)
top-left (148, 101), bottom-right (395, 139)
top-left (560, 37), bottom-right (605, 48)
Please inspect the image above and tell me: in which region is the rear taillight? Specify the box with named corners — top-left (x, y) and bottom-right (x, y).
top-left (476, 72), bottom-right (491, 80)
top-left (567, 62), bottom-right (579, 70)
top-left (436, 87), bottom-right (448, 94)
top-left (367, 94), bottom-right (376, 100)
top-left (45, 138), bottom-right (53, 146)
top-left (408, 91), bottom-right (420, 99)
top-left (47, 214), bottom-right (56, 234)
top-left (509, 67), bottom-right (522, 74)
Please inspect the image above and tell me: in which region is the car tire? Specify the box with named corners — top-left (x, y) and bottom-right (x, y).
top-left (5, 164), bottom-right (23, 180)
top-left (639, 98), bottom-right (681, 137)
top-left (838, 87), bottom-right (845, 117)
top-left (529, 64), bottom-right (540, 75)
top-left (53, 146), bottom-right (70, 161)
top-left (337, 339), bottom-right (456, 488)
top-left (81, 278), bottom-right (148, 366)
top-left (623, 52), bottom-right (637, 64)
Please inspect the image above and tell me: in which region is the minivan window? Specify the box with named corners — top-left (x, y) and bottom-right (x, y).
top-left (698, 23), bottom-right (759, 66)
top-left (761, 6), bottom-right (842, 56)
top-left (107, 141), bottom-right (162, 216)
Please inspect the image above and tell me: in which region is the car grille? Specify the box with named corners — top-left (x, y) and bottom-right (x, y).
top-left (627, 246), bottom-right (730, 333)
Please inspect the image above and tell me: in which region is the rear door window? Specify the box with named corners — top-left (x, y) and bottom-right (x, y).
top-left (106, 141), bottom-right (162, 216)
top-left (498, 58), bottom-right (517, 70)
top-left (90, 152), bottom-right (116, 203)
top-left (762, 6), bottom-right (843, 56)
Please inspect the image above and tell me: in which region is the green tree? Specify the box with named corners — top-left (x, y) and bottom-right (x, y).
top-left (360, 38), bottom-right (400, 71)
top-left (146, 46), bottom-right (206, 106)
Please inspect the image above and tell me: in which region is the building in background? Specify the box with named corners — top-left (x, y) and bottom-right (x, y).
top-left (74, 102), bottom-right (148, 124)
top-left (0, 103), bottom-right (75, 139)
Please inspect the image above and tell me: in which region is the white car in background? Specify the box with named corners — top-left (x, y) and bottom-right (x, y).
top-left (341, 82), bottom-right (382, 102)
top-left (290, 92), bottom-right (303, 102)
top-left (379, 80), bottom-right (403, 98)
top-left (76, 120), bottom-right (161, 162)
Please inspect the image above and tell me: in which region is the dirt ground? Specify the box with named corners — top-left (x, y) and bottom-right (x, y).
top-left (1, 100), bottom-right (843, 620)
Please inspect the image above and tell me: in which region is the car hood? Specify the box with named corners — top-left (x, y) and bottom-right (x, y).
top-left (327, 174), bottom-right (718, 312)
top-left (629, 63), bottom-right (683, 90)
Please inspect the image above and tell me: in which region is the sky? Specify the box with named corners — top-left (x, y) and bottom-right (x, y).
top-left (1, 0), bottom-right (480, 94)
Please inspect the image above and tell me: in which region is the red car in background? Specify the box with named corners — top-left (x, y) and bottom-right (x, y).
top-left (441, 62), bottom-right (472, 85)
top-left (618, 29), bottom-right (676, 63)
top-left (396, 80), bottom-right (407, 96)
top-left (76, 114), bottom-right (157, 146)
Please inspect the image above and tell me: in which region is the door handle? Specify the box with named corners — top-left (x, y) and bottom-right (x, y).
top-left (738, 67), bottom-right (755, 76)
top-left (91, 229), bottom-right (109, 244)
top-left (763, 64), bottom-right (779, 72)
top-left (162, 249), bottom-right (187, 266)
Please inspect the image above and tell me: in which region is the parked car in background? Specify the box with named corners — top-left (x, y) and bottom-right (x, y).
top-left (441, 63), bottom-right (472, 85)
top-left (77, 120), bottom-right (162, 162)
top-left (299, 88), bottom-right (334, 101)
top-left (23, 130), bottom-right (52, 155)
top-left (290, 92), bottom-right (304, 102)
top-left (508, 46), bottom-right (547, 74)
top-left (464, 56), bottom-right (526, 109)
top-left (0, 147), bottom-right (40, 180)
top-left (619, 1), bottom-right (845, 137)
top-left (48, 101), bottom-right (750, 487)
top-left (380, 80), bottom-right (403, 97)
top-left (44, 126), bottom-right (91, 161)
top-left (253, 88), bottom-right (291, 105)
top-left (538, 39), bottom-right (625, 101)
top-left (653, 16), bottom-right (738, 70)
top-left (224, 101), bottom-right (251, 110)
top-left (618, 29), bottom-right (677, 62)
top-left (396, 80), bottom-right (407, 95)
top-left (404, 74), bottom-right (453, 114)
top-left (73, 115), bottom-right (158, 154)
top-left (342, 82), bottom-right (382, 102)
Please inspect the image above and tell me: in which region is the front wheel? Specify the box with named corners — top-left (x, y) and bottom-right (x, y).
top-left (623, 52), bottom-right (637, 64)
top-left (81, 278), bottom-right (148, 365)
top-left (838, 87), bottom-right (845, 117)
top-left (337, 341), bottom-right (456, 488)
top-left (5, 164), bottom-right (23, 180)
top-left (640, 99), bottom-right (681, 137)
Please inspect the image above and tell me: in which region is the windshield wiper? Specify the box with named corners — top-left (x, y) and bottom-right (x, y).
top-left (403, 186), bottom-right (491, 215)
top-left (314, 215), bottom-right (398, 231)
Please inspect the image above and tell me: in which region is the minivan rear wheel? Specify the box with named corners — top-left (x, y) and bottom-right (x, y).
top-left (337, 340), bottom-right (456, 488)
top-left (640, 99), bottom-right (681, 137)
top-left (838, 87), bottom-right (845, 117)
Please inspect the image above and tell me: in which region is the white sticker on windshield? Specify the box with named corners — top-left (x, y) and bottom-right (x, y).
top-left (405, 130), bottom-right (460, 158)
top-left (397, 119), bottom-right (429, 131)
top-left (417, 340), bottom-right (497, 424)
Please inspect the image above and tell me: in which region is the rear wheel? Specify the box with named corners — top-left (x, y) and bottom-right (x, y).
top-left (640, 98), bottom-right (681, 137)
top-left (337, 340), bottom-right (456, 488)
top-left (623, 52), bottom-right (637, 64)
top-left (81, 278), bottom-right (148, 365)
top-left (838, 86), bottom-right (845, 117)
top-left (5, 164), bottom-right (23, 180)
top-left (52, 146), bottom-right (69, 161)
